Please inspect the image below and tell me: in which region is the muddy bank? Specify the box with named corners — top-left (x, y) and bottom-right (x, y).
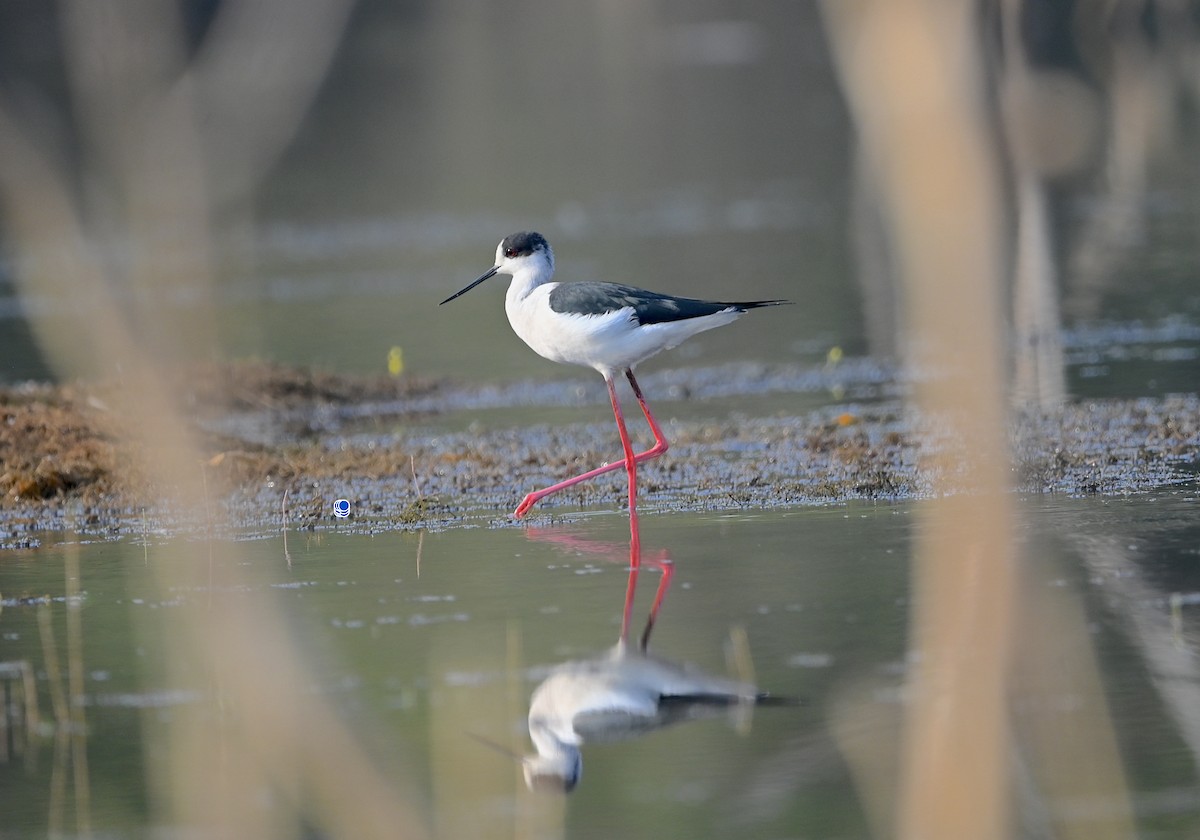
top-left (0, 360), bottom-right (1197, 549)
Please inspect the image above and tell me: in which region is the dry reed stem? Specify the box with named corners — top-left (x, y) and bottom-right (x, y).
top-left (0, 2), bottom-right (428, 836)
top-left (824, 2), bottom-right (1080, 838)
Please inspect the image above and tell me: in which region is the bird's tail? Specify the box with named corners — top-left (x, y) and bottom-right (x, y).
top-left (729, 299), bottom-right (791, 312)
top-left (658, 691), bottom-right (804, 708)
top-left (753, 692), bottom-right (804, 707)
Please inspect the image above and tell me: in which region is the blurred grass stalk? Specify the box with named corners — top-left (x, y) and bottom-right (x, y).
top-left (822, 1), bottom-right (1131, 838)
top-left (0, 1), bottom-right (428, 836)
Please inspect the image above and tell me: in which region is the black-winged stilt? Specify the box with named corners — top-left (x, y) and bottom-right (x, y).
top-left (441, 231), bottom-right (788, 525)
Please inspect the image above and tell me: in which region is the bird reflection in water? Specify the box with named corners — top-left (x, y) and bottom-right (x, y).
top-left (478, 528), bottom-right (793, 793)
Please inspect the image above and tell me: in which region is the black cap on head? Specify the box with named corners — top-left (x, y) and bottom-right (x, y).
top-left (500, 231), bottom-right (548, 258)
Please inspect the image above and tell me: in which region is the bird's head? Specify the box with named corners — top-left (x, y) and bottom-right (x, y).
top-left (440, 231), bottom-right (554, 305)
top-left (493, 231), bottom-right (553, 277)
top-left (469, 728), bottom-right (582, 794)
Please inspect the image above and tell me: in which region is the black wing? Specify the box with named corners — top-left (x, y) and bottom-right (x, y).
top-left (548, 281), bottom-right (788, 326)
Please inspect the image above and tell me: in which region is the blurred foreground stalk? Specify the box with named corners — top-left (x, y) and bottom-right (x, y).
top-left (823, 1), bottom-right (1131, 838)
top-left (0, 1), bottom-right (428, 836)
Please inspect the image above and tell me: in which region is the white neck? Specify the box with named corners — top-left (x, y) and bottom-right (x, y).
top-left (504, 256), bottom-right (555, 305)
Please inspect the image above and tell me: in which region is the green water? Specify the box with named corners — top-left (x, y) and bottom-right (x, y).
top-left (0, 2), bottom-right (1198, 837)
top-left (2, 494), bottom-right (1199, 838)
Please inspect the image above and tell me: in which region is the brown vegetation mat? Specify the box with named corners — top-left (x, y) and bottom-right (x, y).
top-left (1, 360), bottom-right (1198, 548)
top-left (0, 361), bottom-right (438, 510)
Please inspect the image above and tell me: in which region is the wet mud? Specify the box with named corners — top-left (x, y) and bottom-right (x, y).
top-left (1, 360), bottom-right (1197, 549)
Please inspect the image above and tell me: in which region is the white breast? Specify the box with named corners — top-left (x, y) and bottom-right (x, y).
top-left (505, 282), bottom-right (742, 378)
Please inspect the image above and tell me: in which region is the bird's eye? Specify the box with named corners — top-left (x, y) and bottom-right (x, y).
top-left (504, 248), bottom-right (517, 258)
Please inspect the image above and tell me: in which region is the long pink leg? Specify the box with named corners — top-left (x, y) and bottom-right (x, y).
top-left (514, 369), bottom-right (670, 518)
top-left (606, 374), bottom-right (642, 557)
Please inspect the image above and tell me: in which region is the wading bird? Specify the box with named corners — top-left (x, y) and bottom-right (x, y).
top-left (441, 232), bottom-right (788, 527)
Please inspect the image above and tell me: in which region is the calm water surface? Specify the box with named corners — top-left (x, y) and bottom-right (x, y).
top-left (2, 492), bottom-right (1199, 838)
top-left (0, 5), bottom-right (1198, 837)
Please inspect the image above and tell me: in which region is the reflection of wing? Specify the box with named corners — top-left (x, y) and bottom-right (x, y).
top-left (573, 695), bottom-right (747, 743)
top-left (529, 656), bottom-right (659, 732)
top-left (571, 709), bottom-right (671, 743)
top-left (619, 650), bottom-right (758, 702)
top-left (530, 644), bottom-right (764, 746)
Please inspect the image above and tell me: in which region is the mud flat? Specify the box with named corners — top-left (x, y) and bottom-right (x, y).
top-left (1, 360), bottom-right (1197, 549)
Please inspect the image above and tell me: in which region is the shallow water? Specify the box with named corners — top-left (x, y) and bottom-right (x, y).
top-left (0, 4), bottom-right (1198, 837)
top-left (2, 489), bottom-right (1199, 838)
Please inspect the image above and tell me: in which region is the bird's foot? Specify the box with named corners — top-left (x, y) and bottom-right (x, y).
top-left (513, 493), bottom-right (539, 519)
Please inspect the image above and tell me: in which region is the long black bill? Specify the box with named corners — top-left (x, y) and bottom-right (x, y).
top-left (440, 266), bottom-right (499, 305)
